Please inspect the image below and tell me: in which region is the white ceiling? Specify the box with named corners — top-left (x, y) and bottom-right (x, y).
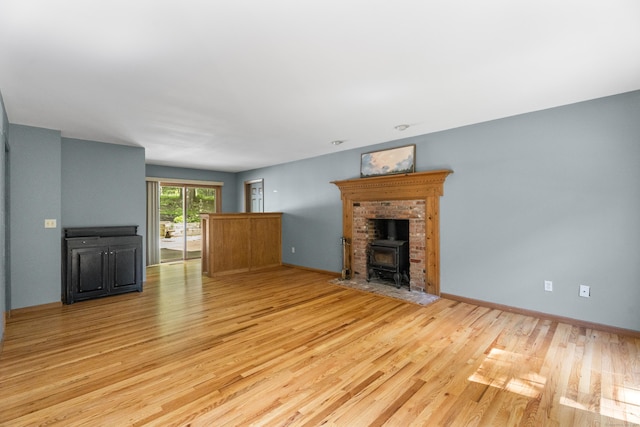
top-left (1, 1), bottom-right (639, 172)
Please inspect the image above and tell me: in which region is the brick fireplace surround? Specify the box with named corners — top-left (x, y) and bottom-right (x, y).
top-left (332, 170), bottom-right (452, 295)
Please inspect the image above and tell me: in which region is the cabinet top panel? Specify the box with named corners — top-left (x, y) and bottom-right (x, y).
top-left (64, 226), bottom-right (139, 238)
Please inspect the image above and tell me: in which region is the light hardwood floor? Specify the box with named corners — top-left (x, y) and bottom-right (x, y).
top-left (1, 262), bottom-right (638, 426)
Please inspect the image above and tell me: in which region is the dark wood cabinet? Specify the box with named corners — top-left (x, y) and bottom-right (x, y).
top-left (63, 226), bottom-right (143, 304)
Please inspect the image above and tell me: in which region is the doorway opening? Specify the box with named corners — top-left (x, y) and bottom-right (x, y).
top-left (159, 183), bottom-right (220, 263)
top-left (244, 179), bottom-right (264, 213)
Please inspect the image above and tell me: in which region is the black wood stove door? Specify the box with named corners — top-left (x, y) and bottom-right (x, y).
top-left (366, 240), bottom-right (409, 288)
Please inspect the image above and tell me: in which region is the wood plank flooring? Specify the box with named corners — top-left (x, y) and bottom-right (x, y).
top-left (1, 262), bottom-right (639, 426)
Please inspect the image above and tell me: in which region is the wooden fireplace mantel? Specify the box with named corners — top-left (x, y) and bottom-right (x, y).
top-left (332, 170), bottom-right (453, 295)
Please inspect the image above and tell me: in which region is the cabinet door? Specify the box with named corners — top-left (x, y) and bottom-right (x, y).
top-left (69, 246), bottom-right (110, 301)
top-left (109, 243), bottom-right (142, 292)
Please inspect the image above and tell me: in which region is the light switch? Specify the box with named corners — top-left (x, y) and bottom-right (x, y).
top-left (44, 219), bottom-right (57, 228)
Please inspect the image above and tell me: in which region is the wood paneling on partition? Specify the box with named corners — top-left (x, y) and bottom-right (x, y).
top-left (200, 213), bottom-right (282, 276)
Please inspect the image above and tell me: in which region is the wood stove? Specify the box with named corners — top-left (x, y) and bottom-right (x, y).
top-left (367, 240), bottom-right (409, 288)
top-left (366, 219), bottom-right (410, 288)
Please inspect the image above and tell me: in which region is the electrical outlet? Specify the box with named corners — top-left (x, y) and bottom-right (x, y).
top-left (579, 285), bottom-right (590, 298)
top-left (44, 219), bottom-right (57, 228)
top-left (291, 246), bottom-right (295, 253)
top-left (544, 280), bottom-right (553, 292)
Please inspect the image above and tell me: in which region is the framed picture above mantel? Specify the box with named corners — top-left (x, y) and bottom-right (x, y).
top-left (360, 144), bottom-right (415, 178)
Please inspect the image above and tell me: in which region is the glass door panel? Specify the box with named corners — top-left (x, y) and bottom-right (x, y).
top-left (159, 186), bottom-right (184, 263)
top-left (184, 187), bottom-right (217, 260)
top-left (160, 185), bottom-right (217, 263)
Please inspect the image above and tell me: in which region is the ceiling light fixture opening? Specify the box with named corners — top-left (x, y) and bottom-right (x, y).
top-left (331, 140), bottom-right (344, 146)
top-left (394, 124), bottom-right (410, 131)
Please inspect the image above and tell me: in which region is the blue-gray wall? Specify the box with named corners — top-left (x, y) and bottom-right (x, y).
top-left (238, 153), bottom-right (350, 272)
top-left (0, 91), bottom-right (8, 341)
top-left (432, 91), bottom-right (640, 331)
top-left (61, 138), bottom-right (146, 234)
top-left (145, 164), bottom-right (238, 213)
top-left (238, 91), bottom-right (640, 331)
top-left (9, 125), bottom-right (62, 309)
top-left (4, 129), bottom-right (147, 311)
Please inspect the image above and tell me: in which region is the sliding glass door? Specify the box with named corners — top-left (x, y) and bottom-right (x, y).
top-left (159, 184), bottom-right (218, 263)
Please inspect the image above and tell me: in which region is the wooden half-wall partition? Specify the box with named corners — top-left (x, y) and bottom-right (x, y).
top-left (200, 213), bottom-right (282, 277)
